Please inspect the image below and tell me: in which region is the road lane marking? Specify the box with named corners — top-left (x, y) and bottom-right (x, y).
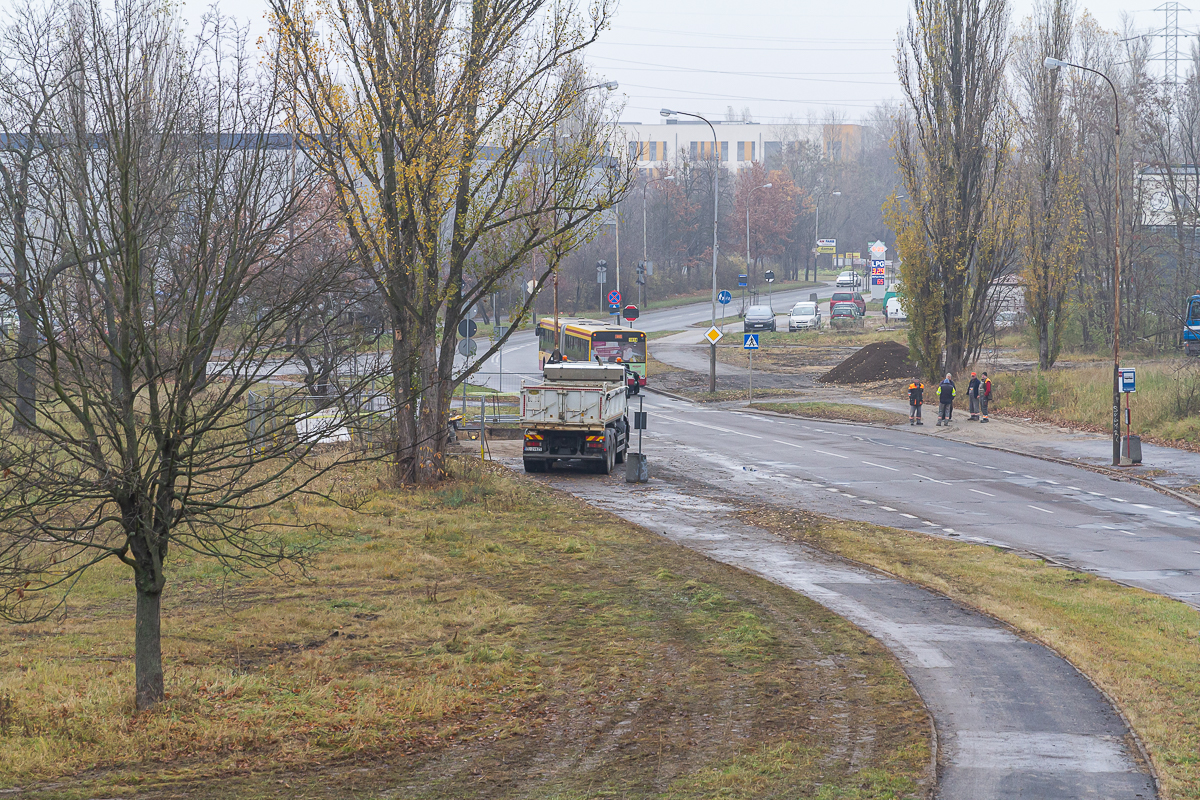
top-left (1122, 531), bottom-right (1138, 537)
top-left (912, 473), bottom-right (951, 485)
top-left (814, 449), bottom-right (849, 459)
top-left (983, 465), bottom-right (997, 470)
top-left (900, 513), bottom-right (918, 519)
top-left (680, 420), bottom-right (738, 434)
top-left (1110, 498), bottom-right (1127, 503)
top-left (1001, 470), bottom-right (1015, 474)
top-left (969, 488), bottom-right (995, 497)
top-left (1133, 504), bottom-right (1154, 510)
top-left (943, 528), bottom-right (956, 533)
top-left (880, 506), bottom-right (897, 511)
top-left (825, 487), bottom-right (841, 492)
top-left (861, 460), bottom-right (900, 471)
top-left (1068, 486), bottom-right (1082, 491)
top-left (922, 520), bottom-right (936, 526)
top-left (1046, 480), bottom-right (1060, 485)
top-left (842, 494), bottom-right (857, 498)
top-left (1023, 475), bottom-right (1038, 480)
top-left (1028, 505), bottom-right (1055, 514)
top-left (1087, 491), bottom-right (1104, 496)
top-left (859, 499), bottom-right (876, 504)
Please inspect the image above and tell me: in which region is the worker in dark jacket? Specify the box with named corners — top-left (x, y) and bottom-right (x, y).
top-left (967, 372), bottom-right (981, 420)
top-left (908, 380), bottom-right (925, 425)
top-left (981, 372), bottom-right (992, 422)
top-left (936, 374), bottom-right (956, 426)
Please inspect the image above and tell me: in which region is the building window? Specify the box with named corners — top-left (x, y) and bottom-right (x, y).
top-left (736, 141), bottom-right (755, 161)
top-left (689, 141), bottom-right (730, 162)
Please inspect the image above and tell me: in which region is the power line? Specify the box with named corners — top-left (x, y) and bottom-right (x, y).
top-left (589, 55), bottom-right (898, 85)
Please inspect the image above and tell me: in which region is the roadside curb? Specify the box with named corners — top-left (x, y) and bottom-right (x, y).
top-left (643, 386), bottom-right (695, 403)
top-left (734, 404), bottom-right (1200, 514)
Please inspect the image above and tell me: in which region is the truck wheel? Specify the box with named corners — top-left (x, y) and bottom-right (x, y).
top-left (523, 458), bottom-right (546, 473)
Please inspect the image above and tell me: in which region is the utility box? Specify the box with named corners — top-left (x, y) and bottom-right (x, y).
top-left (1122, 435), bottom-right (1143, 465)
top-left (625, 452), bottom-right (648, 483)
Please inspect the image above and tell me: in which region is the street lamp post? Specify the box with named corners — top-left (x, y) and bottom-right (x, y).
top-left (1045, 56), bottom-right (1122, 466)
top-left (643, 174), bottom-right (675, 309)
top-left (746, 182), bottom-right (772, 294)
top-left (662, 107), bottom-right (720, 392)
top-left (813, 191), bottom-right (840, 280)
top-left (552, 80), bottom-right (618, 351)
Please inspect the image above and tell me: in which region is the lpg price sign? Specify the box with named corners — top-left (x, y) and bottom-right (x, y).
top-left (870, 264), bottom-right (886, 287)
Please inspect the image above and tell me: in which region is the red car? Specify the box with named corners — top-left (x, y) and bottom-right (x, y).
top-left (830, 291), bottom-right (866, 315)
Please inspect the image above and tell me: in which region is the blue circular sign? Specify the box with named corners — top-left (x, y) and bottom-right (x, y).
top-left (717, 290), bottom-right (732, 305)
top-left (608, 290), bottom-right (621, 305)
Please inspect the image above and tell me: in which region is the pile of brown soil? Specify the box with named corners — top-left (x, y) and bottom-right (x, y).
top-left (818, 341), bottom-right (919, 384)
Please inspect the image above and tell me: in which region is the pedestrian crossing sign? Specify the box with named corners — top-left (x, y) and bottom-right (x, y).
top-left (744, 333), bottom-right (759, 350)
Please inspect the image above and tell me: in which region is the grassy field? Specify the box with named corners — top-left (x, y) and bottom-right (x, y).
top-left (753, 402), bottom-right (910, 426)
top-left (0, 458), bottom-right (931, 799)
top-left (743, 505), bottom-right (1200, 800)
top-left (993, 361), bottom-right (1200, 447)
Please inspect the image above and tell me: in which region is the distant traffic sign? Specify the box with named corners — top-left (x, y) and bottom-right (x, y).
top-left (737, 274), bottom-right (748, 288)
top-left (704, 326), bottom-right (723, 345)
top-left (457, 338), bottom-right (477, 357)
top-left (608, 302), bottom-right (621, 315)
top-left (623, 304), bottom-right (640, 321)
top-left (457, 319), bottom-right (477, 338)
top-left (743, 333), bottom-right (759, 350)
top-left (1120, 368), bottom-right (1136, 393)
top-left (608, 290), bottom-right (621, 305)
top-left (717, 290), bottom-right (732, 305)
top-left (764, 271), bottom-right (775, 283)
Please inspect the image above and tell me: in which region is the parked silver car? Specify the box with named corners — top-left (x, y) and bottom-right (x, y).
top-left (743, 304), bottom-right (777, 332)
top-left (836, 270), bottom-right (861, 288)
top-left (788, 301), bottom-right (822, 331)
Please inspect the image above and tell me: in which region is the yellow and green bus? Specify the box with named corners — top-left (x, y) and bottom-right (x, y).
top-left (536, 317), bottom-right (647, 387)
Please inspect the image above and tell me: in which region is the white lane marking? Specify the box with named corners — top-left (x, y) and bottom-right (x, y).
top-left (1110, 498), bottom-right (1127, 503)
top-left (825, 487), bottom-right (841, 492)
top-left (742, 433), bottom-right (764, 439)
top-left (1068, 486), bottom-right (1082, 491)
top-left (680, 419), bottom-right (738, 434)
top-left (922, 520), bottom-right (936, 526)
top-left (880, 506), bottom-right (897, 512)
top-left (862, 460), bottom-right (900, 472)
top-left (900, 513), bottom-right (918, 519)
top-left (913, 449), bottom-right (927, 454)
top-left (1023, 475), bottom-right (1038, 480)
top-left (1189, 516), bottom-right (1200, 523)
top-left (1088, 491), bottom-right (1104, 496)
top-left (945, 457), bottom-right (960, 462)
top-left (969, 488), bottom-right (995, 497)
top-left (1133, 504), bottom-right (1154, 510)
top-left (932, 453), bottom-right (944, 457)
top-left (1028, 505), bottom-right (1055, 515)
top-left (943, 528), bottom-right (956, 533)
top-left (814, 449), bottom-right (849, 459)
top-left (859, 499), bottom-right (876, 504)
top-left (1001, 470), bottom-right (1016, 475)
top-left (1159, 509), bottom-right (1180, 516)
top-left (912, 472), bottom-right (951, 485)
top-left (1122, 531), bottom-right (1138, 537)
top-left (1046, 480), bottom-right (1060, 485)
top-left (842, 494), bottom-right (857, 499)
top-left (983, 465), bottom-right (997, 470)
top-left (775, 439), bottom-right (807, 449)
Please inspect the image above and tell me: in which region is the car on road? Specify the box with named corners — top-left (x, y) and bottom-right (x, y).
top-left (830, 301), bottom-right (864, 329)
top-left (836, 270), bottom-right (861, 288)
top-left (788, 301), bottom-right (822, 331)
top-left (885, 296), bottom-right (907, 322)
top-left (829, 291), bottom-right (866, 315)
top-left (743, 305), bottom-right (777, 332)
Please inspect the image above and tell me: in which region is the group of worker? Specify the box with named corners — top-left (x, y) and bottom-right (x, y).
top-left (906, 372), bottom-right (991, 426)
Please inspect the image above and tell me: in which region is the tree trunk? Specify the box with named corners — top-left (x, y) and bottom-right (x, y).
top-left (135, 583), bottom-right (164, 710)
top-left (13, 307), bottom-right (36, 432)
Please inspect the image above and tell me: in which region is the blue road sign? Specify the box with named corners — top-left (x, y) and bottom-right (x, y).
top-left (1120, 368), bottom-right (1136, 393)
top-left (737, 274), bottom-right (749, 288)
top-left (608, 290), bottom-right (621, 305)
top-left (717, 290), bottom-right (732, 305)
top-left (608, 302), bottom-right (621, 314)
top-left (743, 333), bottom-right (759, 350)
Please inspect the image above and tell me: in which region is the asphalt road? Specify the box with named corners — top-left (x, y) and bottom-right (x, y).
top-left (631, 394), bottom-right (1200, 608)
top-left (469, 281), bottom-right (843, 393)
top-left (539, 469), bottom-right (1155, 800)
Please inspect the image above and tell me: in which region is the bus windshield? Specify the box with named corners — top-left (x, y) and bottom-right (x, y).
top-left (591, 331), bottom-right (646, 364)
top-left (1189, 298), bottom-right (1200, 323)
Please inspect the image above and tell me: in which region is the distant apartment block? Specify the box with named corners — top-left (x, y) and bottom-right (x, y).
top-left (619, 120), bottom-right (864, 174)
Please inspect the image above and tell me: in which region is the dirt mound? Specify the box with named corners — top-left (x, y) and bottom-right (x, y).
top-left (818, 341), bottom-right (919, 384)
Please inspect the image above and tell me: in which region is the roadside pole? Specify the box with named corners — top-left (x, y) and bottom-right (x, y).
top-left (744, 333), bottom-right (759, 405)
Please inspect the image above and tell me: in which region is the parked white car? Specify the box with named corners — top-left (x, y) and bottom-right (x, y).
top-left (885, 297), bottom-right (907, 321)
top-left (788, 301), bottom-right (822, 331)
top-left (835, 270), bottom-right (861, 288)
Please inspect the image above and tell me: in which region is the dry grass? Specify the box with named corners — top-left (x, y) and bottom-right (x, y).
top-left (0, 457), bottom-right (931, 799)
top-left (743, 506), bottom-right (1200, 800)
top-left (993, 361), bottom-right (1200, 447)
top-left (754, 402), bottom-right (910, 426)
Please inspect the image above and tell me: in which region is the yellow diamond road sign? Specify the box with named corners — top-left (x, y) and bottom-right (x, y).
top-left (704, 326), bottom-right (723, 345)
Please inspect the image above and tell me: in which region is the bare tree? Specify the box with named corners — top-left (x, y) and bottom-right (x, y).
top-left (1013, 0), bottom-right (1082, 369)
top-left (0, 1), bottom-right (370, 711)
top-left (270, 0), bottom-right (629, 484)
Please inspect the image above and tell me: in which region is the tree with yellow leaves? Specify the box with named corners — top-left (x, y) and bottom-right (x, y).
top-left (270, 0), bottom-right (629, 484)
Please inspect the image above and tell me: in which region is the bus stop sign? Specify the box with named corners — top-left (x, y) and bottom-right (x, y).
top-left (1120, 368), bottom-right (1136, 393)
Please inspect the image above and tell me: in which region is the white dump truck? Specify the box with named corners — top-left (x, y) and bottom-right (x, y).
top-left (521, 362), bottom-right (630, 474)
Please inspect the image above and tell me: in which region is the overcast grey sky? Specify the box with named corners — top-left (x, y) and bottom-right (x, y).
top-left (190, 0), bottom-right (1190, 123)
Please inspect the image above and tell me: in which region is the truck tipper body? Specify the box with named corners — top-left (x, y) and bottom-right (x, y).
top-left (521, 363), bottom-right (630, 474)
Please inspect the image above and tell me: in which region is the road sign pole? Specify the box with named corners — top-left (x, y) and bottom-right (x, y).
top-left (749, 347), bottom-right (753, 405)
